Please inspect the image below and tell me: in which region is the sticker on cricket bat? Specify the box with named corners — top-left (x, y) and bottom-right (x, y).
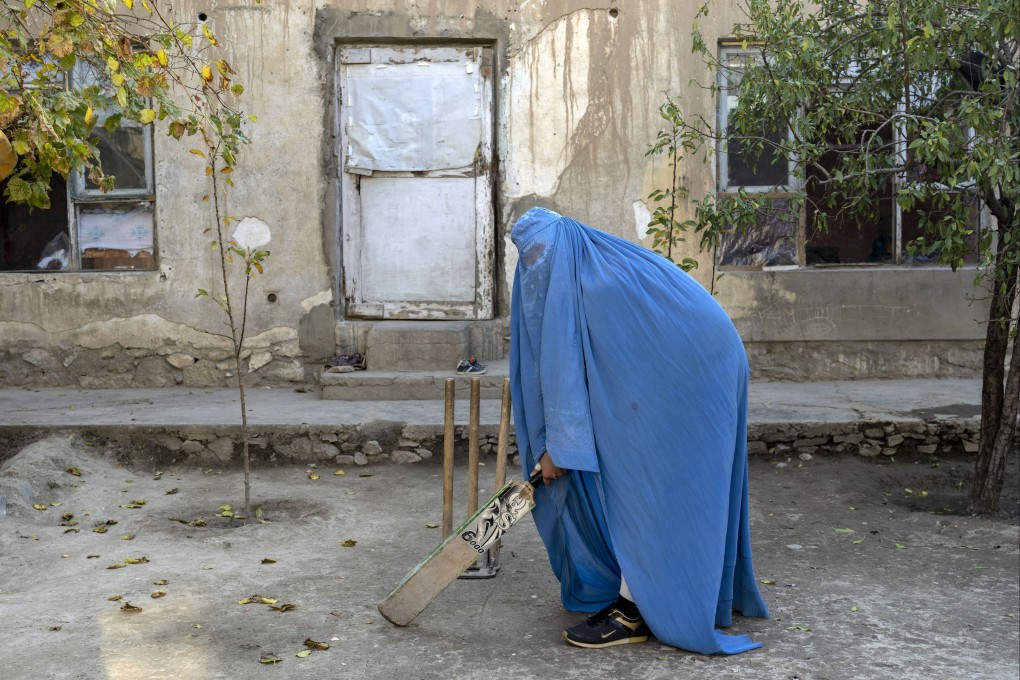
top-left (460, 481), bottom-right (534, 553)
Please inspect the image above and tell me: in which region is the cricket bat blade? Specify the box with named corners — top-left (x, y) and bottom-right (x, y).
top-left (378, 471), bottom-right (543, 626)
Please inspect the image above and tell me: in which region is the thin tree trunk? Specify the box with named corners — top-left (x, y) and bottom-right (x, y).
top-left (974, 331), bottom-right (1020, 513)
top-left (972, 231), bottom-right (1019, 512)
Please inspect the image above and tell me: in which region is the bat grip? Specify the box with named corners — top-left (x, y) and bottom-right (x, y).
top-left (528, 469), bottom-right (544, 487)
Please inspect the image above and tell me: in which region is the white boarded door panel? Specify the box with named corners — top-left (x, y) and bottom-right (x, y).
top-left (338, 45), bottom-right (494, 320)
top-left (359, 177), bottom-right (476, 303)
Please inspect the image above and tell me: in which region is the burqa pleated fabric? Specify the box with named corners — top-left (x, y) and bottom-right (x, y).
top-left (509, 207), bottom-right (770, 655)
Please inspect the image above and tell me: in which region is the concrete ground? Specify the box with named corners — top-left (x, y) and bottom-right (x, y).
top-left (0, 379), bottom-right (1017, 679)
top-left (0, 431), bottom-right (1017, 680)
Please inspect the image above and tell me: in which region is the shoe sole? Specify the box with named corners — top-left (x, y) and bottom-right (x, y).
top-left (561, 632), bottom-right (649, 649)
top-left (456, 370), bottom-right (486, 375)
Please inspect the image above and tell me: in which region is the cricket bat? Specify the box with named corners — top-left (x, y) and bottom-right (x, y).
top-left (378, 470), bottom-right (544, 626)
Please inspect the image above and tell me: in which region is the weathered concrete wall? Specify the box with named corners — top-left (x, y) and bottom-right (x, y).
top-left (0, 0), bottom-right (986, 387)
top-left (0, 0), bottom-right (334, 387)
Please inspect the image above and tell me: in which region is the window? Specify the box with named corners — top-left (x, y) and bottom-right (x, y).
top-left (0, 61), bottom-right (156, 272)
top-left (715, 46), bottom-right (981, 269)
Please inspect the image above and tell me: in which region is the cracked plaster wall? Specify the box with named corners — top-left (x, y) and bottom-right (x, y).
top-left (0, 0), bottom-right (986, 387)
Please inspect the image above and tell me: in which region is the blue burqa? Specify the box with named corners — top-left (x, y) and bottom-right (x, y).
top-left (509, 207), bottom-right (770, 654)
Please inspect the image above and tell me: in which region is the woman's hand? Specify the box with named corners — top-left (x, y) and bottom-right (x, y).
top-left (536, 451), bottom-right (567, 485)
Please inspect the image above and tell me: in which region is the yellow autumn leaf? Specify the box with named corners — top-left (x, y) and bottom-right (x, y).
top-left (151, 590), bottom-right (166, 598)
top-left (107, 56), bottom-right (119, 72)
top-left (66, 466), bottom-right (82, 477)
top-left (334, 469), bottom-right (346, 476)
top-left (0, 131), bottom-right (17, 182)
top-left (202, 23), bottom-right (217, 46)
top-left (156, 49), bottom-right (167, 66)
top-left (123, 0), bottom-right (133, 8)
top-left (295, 649), bottom-right (311, 658)
top-left (201, 65), bottom-right (213, 82)
top-left (33, 504), bottom-right (47, 511)
top-left (341, 539), bottom-right (357, 547)
top-left (138, 108), bottom-right (156, 124)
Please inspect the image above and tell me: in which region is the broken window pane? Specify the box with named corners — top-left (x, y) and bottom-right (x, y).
top-left (717, 197), bottom-right (798, 267)
top-left (0, 175), bottom-right (71, 271)
top-left (78, 201), bottom-right (155, 270)
top-left (804, 122), bottom-right (895, 265)
top-left (901, 193), bottom-right (983, 265)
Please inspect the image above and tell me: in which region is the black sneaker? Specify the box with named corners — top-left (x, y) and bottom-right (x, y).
top-left (562, 603), bottom-right (650, 648)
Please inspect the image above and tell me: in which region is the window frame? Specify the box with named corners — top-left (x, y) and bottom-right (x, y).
top-left (717, 45), bottom-right (798, 194)
top-left (0, 58), bottom-right (157, 273)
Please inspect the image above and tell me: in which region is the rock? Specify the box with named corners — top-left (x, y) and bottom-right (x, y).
top-left (917, 444), bottom-right (938, 454)
top-left (794, 437), bottom-right (828, 448)
top-left (206, 437), bottom-right (235, 463)
top-left (319, 433), bottom-right (338, 443)
top-left (22, 349), bottom-right (55, 370)
top-left (362, 440), bottom-right (383, 455)
top-left (864, 428), bottom-right (885, 439)
top-left (181, 440), bottom-right (205, 455)
top-left (133, 356), bottom-right (177, 388)
top-left (798, 452), bottom-right (814, 461)
top-left (398, 438), bottom-right (420, 448)
top-left (166, 353), bottom-right (195, 369)
top-left (834, 433), bottom-right (865, 444)
top-left (415, 448), bottom-right (434, 460)
top-left (882, 447), bottom-right (897, 456)
top-left (354, 451), bottom-right (368, 466)
top-left (341, 442), bottom-right (358, 452)
top-left (336, 455), bottom-right (355, 465)
top-left (963, 440), bottom-right (979, 453)
top-left (314, 442), bottom-right (340, 460)
top-left (391, 450), bottom-right (422, 464)
top-left (747, 441), bottom-right (768, 455)
top-left (859, 443), bottom-right (881, 458)
top-left (248, 351), bottom-right (274, 372)
top-left (775, 462), bottom-right (787, 468)
top-left (886, 434), bottom-right (905, 447)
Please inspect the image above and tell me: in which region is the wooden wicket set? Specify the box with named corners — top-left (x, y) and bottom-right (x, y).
top-left (443, 376), bottom-right (511, 578)
top-left (378, 375), bottom-right (545, 626)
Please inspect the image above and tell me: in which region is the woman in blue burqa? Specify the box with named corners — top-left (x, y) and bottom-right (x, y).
top-left (509, 207), bottom-right (770, 654)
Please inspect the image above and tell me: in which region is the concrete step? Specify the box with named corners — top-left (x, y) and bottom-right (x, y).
top-left (364, 321), bottom-right (470, 371)
top-left (321, 359), bottom-right (509, 400)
